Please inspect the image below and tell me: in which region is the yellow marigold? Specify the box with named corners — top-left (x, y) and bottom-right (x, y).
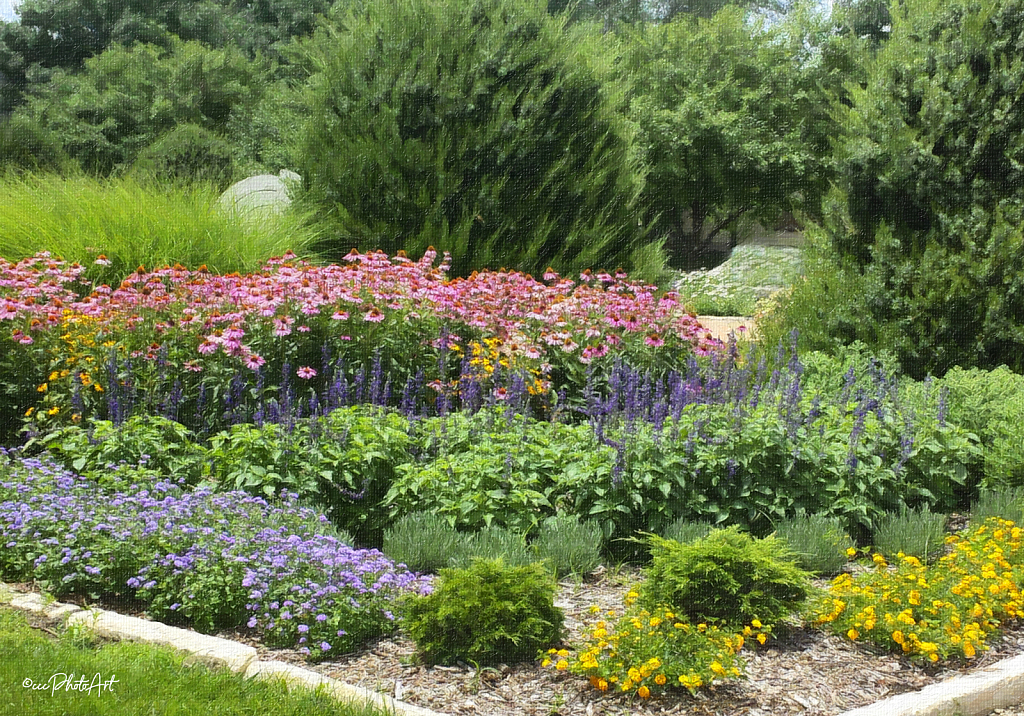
top-left (757, 633), bottom-right (767, 645)
top-left (847, 628), bottom-right (859, 641)
top-left (654, 674), bottom-right (667, 686)
top-left (47, 406), bottom-right (59, 415)
top-left (555, 660), bottom-right (568, 671)
top-left (679, 674), bottom-right (702, 690)
top-left (597, 678), bottom-right (608, 691)
top-left (541, 658), bottom-right (552, 667)
top-left (892, 631), bottom-right (904, 645)
top-left (637, 685), bottom-right (651, 699)
top-left (556, 649), bottom-right (569, 657)
top-left (37, 383), bottom-right (47, 392)
top-left (751, 619), bottom-right (762, 628)
top-left (710, 661), bottom-right (726, 675)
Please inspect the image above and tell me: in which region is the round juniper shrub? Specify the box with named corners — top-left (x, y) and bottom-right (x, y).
top-left (641, 527), bottom-right (813, 629)
top-left (401, 558), bottom-right (564, 666)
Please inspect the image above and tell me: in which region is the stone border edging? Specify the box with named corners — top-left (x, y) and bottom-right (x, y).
top-left (835, 652), bottom-right (1024, 716)
top-left (2, 587), bottom-right (444, 716)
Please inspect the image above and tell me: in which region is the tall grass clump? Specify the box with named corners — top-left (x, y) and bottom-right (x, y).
top-left (532, 514), bottom-right (603, 578)
top-left (383, 511), bottom-right (472, 573)
top-left (0, 172), bottom-right (319, 284)
top-left (872, 507), bottom-right (947, 561)
top-left (774, 512), bottom-right (854, 577)
top-left (971, 487), bottom-right (1024, 528)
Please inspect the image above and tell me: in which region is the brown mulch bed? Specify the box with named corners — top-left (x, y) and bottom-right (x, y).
top-left (208, 565), bottom-right (1024, 716)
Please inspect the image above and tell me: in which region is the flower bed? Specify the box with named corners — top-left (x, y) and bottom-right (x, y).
top-left (0, 450), bottom-right (430, 659)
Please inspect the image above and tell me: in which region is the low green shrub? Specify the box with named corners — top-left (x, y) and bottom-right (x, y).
top-left (131, 124), bottom-right (237, 190)
top-left (532, 514), bottom-right (603, 578)
top-left (383, 512), bottom-right (470, 573)
top-left (872, 507), bottom-right (947, 561)
top-left (773, 512), bottom-right (854, 577)
top-left (971, 487), bottom-right (1024, 528)
top-left (0, 115), bottom-right (72, 175)
top-left (402, 558), bottom-right (564, 666)
top-left (640, 527), bottom-right (813, 629)
top-left (661, 517), bottom-right (714, 545)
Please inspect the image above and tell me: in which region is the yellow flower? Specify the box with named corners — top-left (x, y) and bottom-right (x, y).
top-left (710, 661), bottom-right (726, 675)
top-left (637, 685), bottom-right (651, 699)
top-left (597, 678), bottom-right (608, 691)
top-left (24, 407), bottom-right (34, 417)
top-left (37, 383), bottom-right (47, 392)
top-left (757, 633), bottom-right (767, 645)
top-left (846, 547), bottom-right (858, 558)
top-left (541, 658), bottom-right (551, 667)
top-left (847, 628), bottom-right (859, 641)
top-left (751, 619), bottom-right (762, 628)
top-left (654, 674), bottom-right (667, 686)
top-left (555, 660), bottom-right (568, 671)
top-left (556, 649), bottom-right (569, 657)
top-left (47, 406), bottom-right (59, 416)
top-left (964, 641), bottom-right (976, 658)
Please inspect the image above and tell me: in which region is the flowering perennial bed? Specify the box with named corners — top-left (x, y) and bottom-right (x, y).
top-left (0, 250), bottom-right (719, 440)
top-left (0, 449), bottom-right (430, 659)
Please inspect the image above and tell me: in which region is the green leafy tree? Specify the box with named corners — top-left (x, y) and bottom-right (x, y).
top-left (820, 0), bottom-right (1024, 377)
top-left (18, 38), bottom-right (266, 173)
top-left (294, 0), bottom-right (662, 280)
top-left (627, 7), bottom-right (831, 268)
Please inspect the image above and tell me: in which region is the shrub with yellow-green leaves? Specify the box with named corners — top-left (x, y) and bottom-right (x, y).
top-left (541, 588), bottom-right (765, 700)
top-left (810, 518), bottom-right (1024, 664)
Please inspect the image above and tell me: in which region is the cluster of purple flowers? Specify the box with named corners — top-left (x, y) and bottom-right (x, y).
top-left (0, 449), bottom-right (431, 659)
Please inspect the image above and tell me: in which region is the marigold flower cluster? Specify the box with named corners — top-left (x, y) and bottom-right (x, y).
top-left (810, 518), bottom-right (1024, 663)
top-left (542, 596), bottom-right (754, 699)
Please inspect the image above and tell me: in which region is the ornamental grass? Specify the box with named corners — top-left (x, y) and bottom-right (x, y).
top-left (810, 517), bottom-right (1024, 664)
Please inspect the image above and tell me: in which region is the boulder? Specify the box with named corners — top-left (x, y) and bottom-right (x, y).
top-left (218, 169), bottom-right (301, 218)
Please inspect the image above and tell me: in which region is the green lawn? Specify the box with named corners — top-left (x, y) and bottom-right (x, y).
top-left (0, 606), bottom-right (388, 716)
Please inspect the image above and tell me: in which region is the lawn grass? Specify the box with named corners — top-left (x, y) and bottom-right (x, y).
top-left (0, 606), bottom-right (388, 716)
top-left (0, 172), bottom-right (321, 285)
top-left (674, 244), bottom-right (804, 316)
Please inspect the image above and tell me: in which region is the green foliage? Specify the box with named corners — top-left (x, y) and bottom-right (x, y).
top-left (971, 487), bottom-right (1024, 528)
top-left (20, 39), bottom-right (266, 174)
top-left (934, 367), bottom-right (1024, 488)
top-left (27, 416), bottom-right (208, 487)
top-left (0, 114), bottom-right (72, 175)
top-left (131, 124), bottom-right (237, 189)
top-left (626, 8), bottom-right (833, 268)
top-left (820, 0), bottom-right (1024, 377)
top-left (673, 245), bottom-right (804, 316)
top-left (402, 558), bottom-right (564, 666)
top-left (294, 0), bottom-right (659, 280)
top-left (872, 506), bottom-right (948, 561)
top-left (532, 513), bottom-right (603, 577)
top-left (387, 412), bottom-right (613, 536)
top-left (0, 172), bottom-right (318, 285)
top-left (207, 406), bottom-right (413, 544)
top-left (641, 528), bottom-right (813, 629)
top-left (661, 517), bottom-right (713, 544)
top-left (773, 512), bottom-right (854, 577)
top-left (383, 512), bottom-right (472, 573)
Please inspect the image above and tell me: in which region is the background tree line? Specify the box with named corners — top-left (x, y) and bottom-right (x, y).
top-left (3, 0), bottom-right (1024, 378)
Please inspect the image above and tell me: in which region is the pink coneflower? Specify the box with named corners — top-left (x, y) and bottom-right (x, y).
top-left (297, 366), bottom-right (317, 379)
top-left (273, 315), bottom-right (294, 336)
top-left (493, 387), bottom-right (508, 400)
top-left (94, 255), bottom-right (111, 266)
top-left (297, 325), bottom-right (311, 332)
top-left (645, 333), bottom-right (665, 347)
top-left (244, 353), bottom-right (266, 370)
top-left (184, 361), bottom-right (203, 372)
top-left (363, 308), bottom-right (385, 323)
top-left (0, 303), bottom-right (18, 320)
top-left (331, 311), bottom-right (349, 321)
top-left (197, 340), bottom-right (218, 355)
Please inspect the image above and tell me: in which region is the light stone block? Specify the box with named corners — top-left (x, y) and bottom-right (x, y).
top-left (67, 609), bottom-right (256, 673)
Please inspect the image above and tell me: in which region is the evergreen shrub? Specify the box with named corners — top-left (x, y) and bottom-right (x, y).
top-left (402, 558), bottom-right (564, 666)
top-left (640, 527), bottom-right (813, 629)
